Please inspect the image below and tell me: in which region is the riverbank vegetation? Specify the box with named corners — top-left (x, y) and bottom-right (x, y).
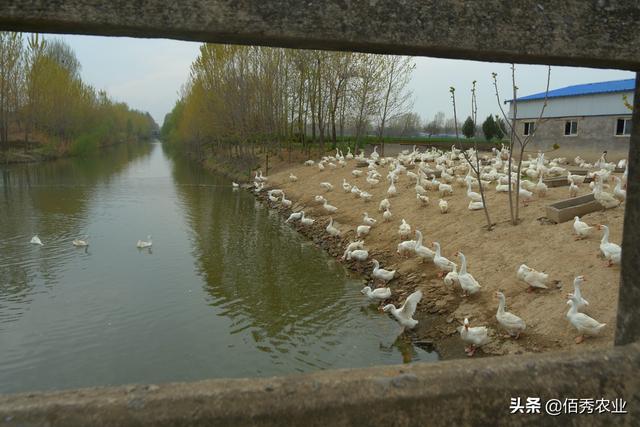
top-left (0, 32), bottom-right (156, 163)
top-left (161, 44), bottom-right (421, 171)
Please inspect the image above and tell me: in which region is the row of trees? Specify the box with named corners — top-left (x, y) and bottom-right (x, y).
top-left (161, 44), bottom-right (415, 159)
top-left (0, 32), bottom-right (156, 156)
top-left (461, 114), bottom-right (507, 140)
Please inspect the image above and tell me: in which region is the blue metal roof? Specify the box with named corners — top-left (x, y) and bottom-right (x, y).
top-left (514, 78), bottom-right (635, 102)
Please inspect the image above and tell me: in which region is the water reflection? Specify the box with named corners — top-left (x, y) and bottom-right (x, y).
top-left (0, 142), bottom-right (436, 394)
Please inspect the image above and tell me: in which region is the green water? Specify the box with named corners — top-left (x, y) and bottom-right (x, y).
top-left (0, 142), bottom-right (436, 394)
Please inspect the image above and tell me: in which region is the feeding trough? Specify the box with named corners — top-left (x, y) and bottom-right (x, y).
top-left (545, 194), bottom-right (601, 223)
top-left (543, 176), bottom-right (570, 188)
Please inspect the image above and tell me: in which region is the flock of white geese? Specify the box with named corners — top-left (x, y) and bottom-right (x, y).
top-left (245, 145), bottom-right (623, 356)
top-left (29, 235), bottom-right (153, 249)
top-left (241, 144), bottom-right (627, 356)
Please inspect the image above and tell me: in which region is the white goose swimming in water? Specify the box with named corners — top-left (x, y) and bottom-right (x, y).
top-left (72, 236), bottom-right (89, 247)
top-left (361, 286), bottom-right (391, 301)
top-left (383, 290), bottom-right (422, 331)
top-left (137, 235), bottom-right (152, 248)
top-left (30, 235), bottom-right (43, 246)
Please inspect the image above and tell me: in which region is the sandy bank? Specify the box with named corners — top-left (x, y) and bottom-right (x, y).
top-left (258, 156), bottom-right (624, 360)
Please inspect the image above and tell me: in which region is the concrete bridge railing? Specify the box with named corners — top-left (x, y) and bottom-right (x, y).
top-left (0, 1), bottom-right (639, 425)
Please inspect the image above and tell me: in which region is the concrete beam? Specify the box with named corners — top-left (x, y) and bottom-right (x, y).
top-left (1, 342), bottom-right (638, 426)
top-left (0, 1), bottom-right (640, 70)
top-left (616, 74), bottom-right (640, 345)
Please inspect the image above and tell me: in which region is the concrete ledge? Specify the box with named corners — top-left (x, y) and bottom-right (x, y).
top-left (1, 342), bottom-right (638, 426)
top-left (0, 1), bottom-right (640, 70)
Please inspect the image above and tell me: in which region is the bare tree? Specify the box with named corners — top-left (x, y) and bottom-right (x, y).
top-left (375, 55), bottom-right (414, 156)
top-left (450, 84), bottom-right (493, 231)
top-left (492, 65), bottom-right (551, 225)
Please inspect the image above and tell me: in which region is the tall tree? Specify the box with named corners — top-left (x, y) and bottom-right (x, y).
top-left (462, 116), bottom-right (475, 138)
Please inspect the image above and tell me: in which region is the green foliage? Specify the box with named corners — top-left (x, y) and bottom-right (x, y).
top-left (462, 116), bottom-right (475, 139)
top-left (494, 116), bottom-right (506, 140)
top-left (482, 115), bottom-right (497, 141)
top-left (0, 32), bottom-right (156, 155)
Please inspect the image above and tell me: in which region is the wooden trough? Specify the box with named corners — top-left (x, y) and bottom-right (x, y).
top-left (545, 194), bottom-right (601, 223)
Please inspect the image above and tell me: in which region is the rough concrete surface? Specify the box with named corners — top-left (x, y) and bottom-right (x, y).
top-left (0, 1), bottom-right (640, 70)
top-left (0, 1), bottom-right (638, 426)
top-left (0, 342), bottom-right (638, 426)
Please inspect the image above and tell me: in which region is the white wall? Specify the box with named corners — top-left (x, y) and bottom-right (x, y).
top-left (508, 91), bottom-right (634, 119)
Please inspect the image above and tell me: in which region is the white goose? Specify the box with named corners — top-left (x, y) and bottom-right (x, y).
top-left (414, 230), bottom-right (435, 263)
top-left (326, 218), bottom-right (340, 237)
top-left (359, 191), bottom-right (373, 202)
top-left (459, 318), bottom-right (490, 357)
top-left (280, 196), bottom-right (292, 208)
top-left (567, 275), bottom-right (589, 310)
top-left (573, 216), bottom-right (593, 240)
top-left (455, 251), bottom-right (481, 296)
top-left (383, 208), bottom-right (393, 222)
top-left (383, 290), bottom-right (422, 331)
top-left (356, 225), bottom-right (371, 237)
top-left (597, 224), bottom-right (621, 266)
top-left (516, 264), bottom-right (548, 291)
top-left (495, 291), bottom-right (526, 339)
top-left (378, 198), bottom-right (391, 212)
top-left (300, 212), bottom-right (315, 226)
top-left (30, 235), bottom-right (43, 245)
top-left (466, 181), bottom-right (482, 202)
top-left (372, 259), bottom-right (396, 283)
top-left (387, 180), bottom-right (397, 197)
top-left (320, 182), bottom-right (333, 192)
top-left (566, 299), bottom-right (606, 344)
top-left (323, 200), bottom-right (338, 213)
top-left (285, 211), bottom-right (303, 223)
top-left (432, 242), bottom-right (457, 278)
top-left (569, 180), bottom-right (579, 197)
top-left (443, 264), bottom-right (459, 287)
top-left (417, 193), bottom-right (430, 206)
top-left (468, 200), bottom-right (484, 210)
top-left (534, 175), bottom-right (548, 196)
top-left (613, 176), bottom-right (626, 204)
top-left (438, 199), bottom-right (448, 213)
top-left (289, 173), bottom-right (298, 182)
top-left (346, 249), bottom-right (369, 261)
top-left (342, 179), bottom-right (352, 192)
top-left (136, 235), bottom-right (152, 248)
top-left (232, 182), bottom-right (240, 189)
top-left (362, 212), bottom-right (377, 226)
top-left (361, 286), bottom-right (391, 301)
top-left (398, 219), bottom-right (411, 240)
top-left (72, 236), bottom-right (89, 247)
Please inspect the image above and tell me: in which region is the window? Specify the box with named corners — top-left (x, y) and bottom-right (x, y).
top-left (523, 121), bottom-right (535, 136)
top-left (615, 118), bottom-right (632, 136)
top-left (564, 120), bottom-right (578, 136)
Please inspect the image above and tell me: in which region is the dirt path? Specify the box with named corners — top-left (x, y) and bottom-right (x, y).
top-left (257, 156), bottom-right (624, 360)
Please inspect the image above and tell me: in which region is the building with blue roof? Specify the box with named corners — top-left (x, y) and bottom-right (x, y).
top-left (507, 78), bottom-right (634, 160)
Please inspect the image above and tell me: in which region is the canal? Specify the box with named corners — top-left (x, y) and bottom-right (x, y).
top-left (0, 141), bottom-right (435, 394)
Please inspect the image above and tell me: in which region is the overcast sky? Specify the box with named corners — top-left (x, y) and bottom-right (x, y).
top-left (59, 34), bottom-right (635, 127)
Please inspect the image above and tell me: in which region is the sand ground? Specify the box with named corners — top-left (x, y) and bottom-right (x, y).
top-left (258, 155), bottom-right (624, 360)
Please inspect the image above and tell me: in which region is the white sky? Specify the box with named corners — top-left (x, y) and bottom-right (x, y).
top-left (58, 34), bottom-right (635, 127)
